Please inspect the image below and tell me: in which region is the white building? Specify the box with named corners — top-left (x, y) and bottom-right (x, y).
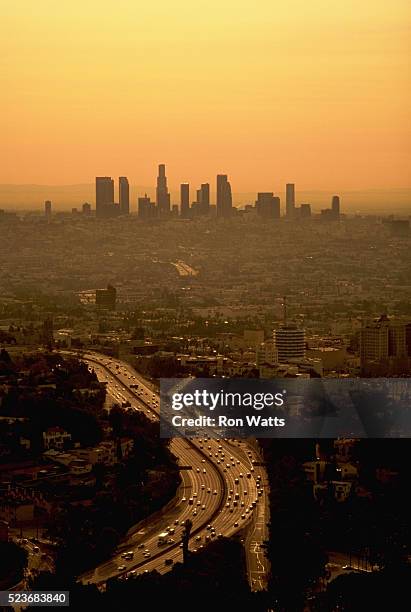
top-left (274, 324), bottom-right (305, 362)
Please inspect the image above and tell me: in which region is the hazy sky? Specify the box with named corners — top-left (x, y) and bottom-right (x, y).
top-left (1, 1), bottom-right (410, 192)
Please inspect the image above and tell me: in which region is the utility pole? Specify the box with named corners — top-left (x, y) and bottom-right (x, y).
top-left (182, 518), bottom-right (193, 564)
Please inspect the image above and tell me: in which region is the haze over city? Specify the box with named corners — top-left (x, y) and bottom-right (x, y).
top-left (2, 0), bottom-right (410, 197)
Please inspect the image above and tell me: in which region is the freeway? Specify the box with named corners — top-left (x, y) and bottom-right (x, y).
top-left (67, 351), bottom-right (268, 588)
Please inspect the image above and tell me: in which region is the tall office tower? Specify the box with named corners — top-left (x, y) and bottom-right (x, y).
top-left (138, 194), bottom-right (156, 219)
top-left (255, 193), bottom-right (280, 218)
top-left (119, 177), bottom-right (130, 215)
top-left (286, 183), bottom-right (295, 218)
top-left (82, 202), bottom-right (91, 216)
top-left (388, 322), bottom-right (407, 358)
top-left (95, 284), bottom-right (117, 310)
top-left (274, 324), bottom-right (306, 362)
top-left (331, 195), bottom-right (340, 219)
top-left (96, 177), bottom-right (114, 218)
top-left (360, 316), bottom-right (389, 364)
top-left (156, 163), bottom-right (170, 216)
top-left (180, 183), bottom-right (190, 218)
top-left (199, 183), bottom-right (210, 214)
top-left (44, 200), bottom-right (52, 219)
top-left (216, 174), bottom-right (233, 217)
top-left (300, 204), bottom-right (311, 218)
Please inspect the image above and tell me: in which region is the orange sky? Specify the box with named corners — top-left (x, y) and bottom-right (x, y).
top-left (1, 1), bottom-right (410, 192)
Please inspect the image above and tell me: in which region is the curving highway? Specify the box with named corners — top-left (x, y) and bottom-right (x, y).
top-left (66, 351), bottom-right (268, 589)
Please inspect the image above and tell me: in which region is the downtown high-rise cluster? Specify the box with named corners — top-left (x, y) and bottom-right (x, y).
top-left (45, 164), bottom-right (341, 221)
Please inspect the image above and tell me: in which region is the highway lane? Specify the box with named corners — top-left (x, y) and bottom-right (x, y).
top-left (65, 351), bottom-right (268, 588)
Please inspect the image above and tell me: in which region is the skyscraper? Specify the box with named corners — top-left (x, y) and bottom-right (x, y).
top-left (119, 177), bottom-right (130, 215)
top-left (199, 183), bottom-right (210, 214)
top-left (44, 200), bottom-right (52, 219)
top-left (180, 183), bottom-right (190, 218)
top-left (286, 183), bottom-right (295, 218)
top-left (138, 194), bottom-right (156, 219)
top-left (216, 174), bottom-right (232, 217)
top-left (255, 193), bottom-right (280, 218)
top-left (96, 177), bottom-right (115, 218)
top-left (156, 164), bottom-right (170, 216)
top-left (331, 195), bottom-right (340, 219)
top-left (82, 202), bottom-right (91, 216)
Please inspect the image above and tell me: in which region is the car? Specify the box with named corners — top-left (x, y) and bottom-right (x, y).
top-left (179, 543), bottom-right (184, 548)
top-left (229, 489), bottom-right (233, 494)
top-left (235, 478), bottom-right (239, 484)
top-left (207, 487), bottom-right (211, 493)
top-left (117, 565), bottom-right (126, 571)
top-left (213, 490), bottom-right (217, 495)
top-left (195, 536), bottom-right (202, 542)
top-left (201, 484), bottom-right (205, 489)
top-left (121, 551), bottom-right (134, 559)
top-left (196, 468), bottom-right (200, 473)
top-left (138, 543), bottom-right (145, 549)
top-left (205, 535), bottom-right (210, 541)
top-left (229, 508), bottom-right (234, 513)
top-left (225, 502), bottom-right (230, 508)
top-left (193, 510), bottom-right (197, 516)
top-left (203, 468), bottom-right (206, 473)
top-left (201, 459), bottom-right (206, 463)
top-left (193, 492), bottom-right (198, 497)
top-left (244, 490), bottom-right (248, 495)
top-left (175, 519), bottom-right (180, 525)
top-left (128, 570), bottom-right (137, 577)
top-left (241, 501), bottom-right (245, 507)
top-left (182, 497), bottom-right (187, 502)
top-left (241, 514), bottom-right (246, 519)
top-left (247, 473), bottom-right (251, 478)
top-left (210, 531), bottom-right (216, 538)
top-left (239, 473), bottom-right (243, 478)
top-left (234, 522), bottom-right (239, 528)
top-left (206, 524), bottom-right (212, 530)
top-left (201, 504), bottom-right (206, 510)
top-left (144, 549), bottom-right (150, 554)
